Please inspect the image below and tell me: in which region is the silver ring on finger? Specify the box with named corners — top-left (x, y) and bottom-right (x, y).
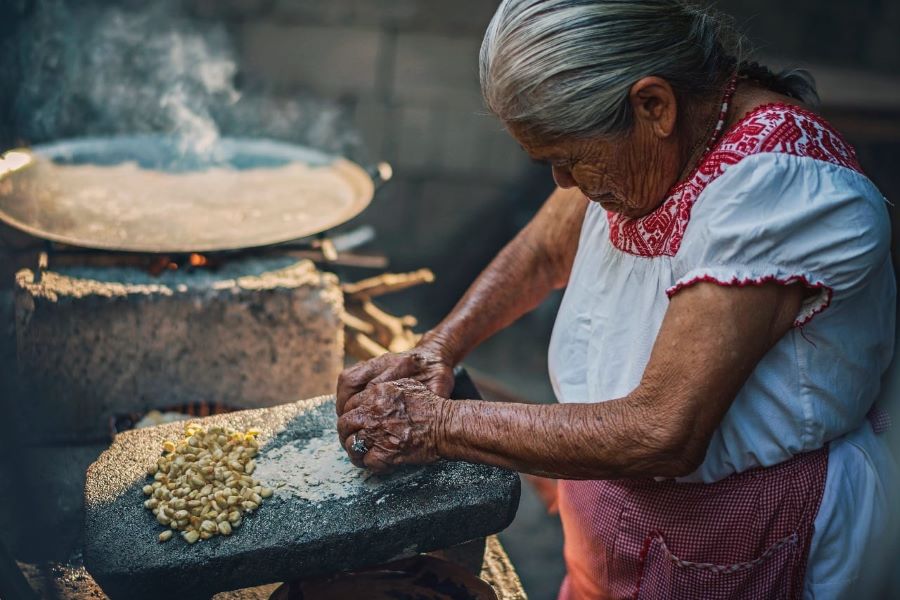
top-left (351, 433), bottom-right (369, 455)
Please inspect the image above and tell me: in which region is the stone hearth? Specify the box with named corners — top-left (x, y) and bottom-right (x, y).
top-left (14, 257), bottom-right (343, 443)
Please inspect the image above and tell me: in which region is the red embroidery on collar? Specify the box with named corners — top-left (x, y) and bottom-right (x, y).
top-left (607, 103), bottom-right (863, 257)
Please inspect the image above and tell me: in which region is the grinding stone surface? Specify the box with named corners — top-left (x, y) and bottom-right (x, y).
top-left (84, 395), bottom-right (520, 599)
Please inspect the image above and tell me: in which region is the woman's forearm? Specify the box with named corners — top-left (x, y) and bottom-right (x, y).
top-left (436, 394), bottom-right (692, 480)
top-left (419, 229), bottom-right (555, 364)
top-left (421, 187), bottom-right (587, 364)
top-left (432, 282), bottom-right (807, 481)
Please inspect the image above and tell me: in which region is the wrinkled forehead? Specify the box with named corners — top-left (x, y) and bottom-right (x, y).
top-left (506, 121), bottom-right (612, 161)
top-left (507, 121), bottom-right (568, 155)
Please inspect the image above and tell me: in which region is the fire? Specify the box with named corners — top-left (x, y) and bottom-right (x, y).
top-left (189, 253), bottom-right (208, 267)
top-left (145, 253), bottom-right (212, 276)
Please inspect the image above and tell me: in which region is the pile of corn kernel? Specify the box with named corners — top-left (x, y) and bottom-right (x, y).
top-left (143, 422), bottom-right (273, 544)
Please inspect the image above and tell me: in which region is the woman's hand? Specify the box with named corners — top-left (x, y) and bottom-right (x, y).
top-left (335, 345), bottom-right (455, 416)
top-left (337, 378), bottom-right (447, 472)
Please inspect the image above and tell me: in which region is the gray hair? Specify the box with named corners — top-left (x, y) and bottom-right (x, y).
top-left (480, 0), bottom-right (818, 140)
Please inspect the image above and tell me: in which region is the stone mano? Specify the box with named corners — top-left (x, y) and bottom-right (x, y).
top-left (83, 374), bottom-right (520, 599)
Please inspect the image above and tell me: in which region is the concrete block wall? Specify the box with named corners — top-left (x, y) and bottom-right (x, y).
top-left (233, 10), bottom-right (527, 182)
top-left (719, 0), bottom-right (900, 76)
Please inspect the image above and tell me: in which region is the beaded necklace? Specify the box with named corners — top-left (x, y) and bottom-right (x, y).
top-left (679, 74), bottom-right (739, 180)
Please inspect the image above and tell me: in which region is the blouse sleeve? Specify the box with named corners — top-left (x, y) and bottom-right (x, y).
top-left (668, 152), bottom-right (891, 326)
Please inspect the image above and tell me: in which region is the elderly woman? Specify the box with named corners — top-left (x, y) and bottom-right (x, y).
top-left (336, 1), bottom-right (896, 598)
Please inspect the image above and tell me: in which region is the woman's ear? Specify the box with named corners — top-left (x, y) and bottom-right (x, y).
top-left (628, 76), bottom-right (678, 139)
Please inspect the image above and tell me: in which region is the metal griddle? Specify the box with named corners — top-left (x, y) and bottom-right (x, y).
top-left (0, 136), bottom-right (388, 253)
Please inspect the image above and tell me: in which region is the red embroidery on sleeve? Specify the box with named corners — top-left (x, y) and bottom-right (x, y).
top-left (664, 273), bottom-right (833, 327)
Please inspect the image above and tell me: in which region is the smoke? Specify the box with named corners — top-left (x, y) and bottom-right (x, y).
top-left (6, 0), bottom-right (361, 159)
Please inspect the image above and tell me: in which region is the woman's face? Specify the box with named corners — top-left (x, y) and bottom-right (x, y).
top-left (509, 77), bottom-right (689, 219)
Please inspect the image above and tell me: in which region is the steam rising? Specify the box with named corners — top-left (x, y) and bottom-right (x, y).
top-left (8, 0), bottom-right (361, 159)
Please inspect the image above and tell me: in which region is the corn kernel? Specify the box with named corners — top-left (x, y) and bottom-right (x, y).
top-left (182, 530), bottom-right (200, 544)
top-left (143, 423), bottom-right (270, 544)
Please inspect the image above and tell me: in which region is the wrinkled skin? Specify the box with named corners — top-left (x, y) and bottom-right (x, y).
top-left (337, 378), bottom-right (446, 470)
top-left (514, 76), bottom-right (692, 218)
top-left (336, 78), bottom-right (808, 479)
top-left (336, 346), bottom-right (453, 416)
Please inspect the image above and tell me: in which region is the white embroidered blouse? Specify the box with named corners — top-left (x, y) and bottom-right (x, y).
top-left (547, 103), bottom-right (897, 595)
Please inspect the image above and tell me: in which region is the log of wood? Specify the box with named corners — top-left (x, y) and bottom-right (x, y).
top-left (342, 269), bottom-right (435, 299)
top-left (343, 301), bottom-right (421, 358)
top-left (345, 331), bottom-right (390, 361)
top-left (341, 270), bottom-right (433, 362)
top-left (345, 300), bottom-right (409, 349)
top-left (340, 311), bottom-right (376, 335)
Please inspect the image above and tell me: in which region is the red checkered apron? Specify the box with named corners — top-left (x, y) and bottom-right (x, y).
top-left (557, 448), bottom-right (829, 600)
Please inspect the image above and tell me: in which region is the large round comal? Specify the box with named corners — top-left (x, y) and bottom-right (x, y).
top-left (0, 135), bottom-right (378, 252)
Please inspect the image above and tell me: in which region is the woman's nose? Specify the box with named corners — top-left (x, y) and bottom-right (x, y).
top-left (551, 165), bottom-right (577, 189)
